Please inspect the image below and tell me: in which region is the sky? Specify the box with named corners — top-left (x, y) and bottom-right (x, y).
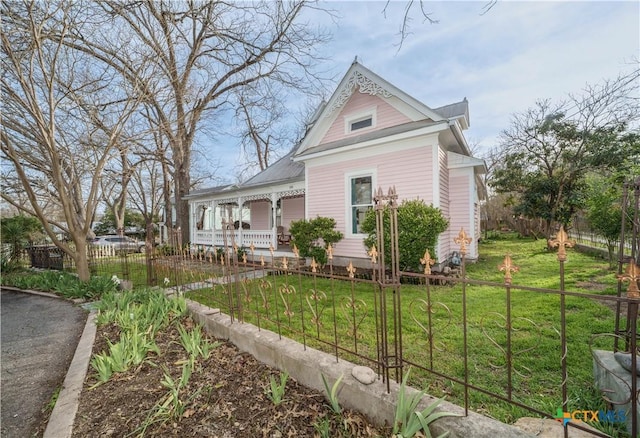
top-left (213, 1), bottom-right (639, 183)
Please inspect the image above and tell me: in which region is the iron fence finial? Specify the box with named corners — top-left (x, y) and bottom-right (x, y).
top-left (548, 225), bottom-right (574, 262)
top-left (499, 254), bottom-right (519, 285)
top-left (347, 261), bottom-right (356, 278)
top-left (368, 245), bottom-right (378, 264)
top-left (454, 228), bottom-right (472, 257)
top-left (618, 260), bottom-right (640, 299)
top-left (421, 249), bottom-right (435, 275)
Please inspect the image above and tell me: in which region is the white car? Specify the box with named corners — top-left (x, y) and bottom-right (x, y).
top-left (91, 235), bottom-right (146, 253)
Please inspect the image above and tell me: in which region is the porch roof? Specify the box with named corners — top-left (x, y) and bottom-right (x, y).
top-left (184, 149), bottom-right (304, 201)
top-left (241, 149), bottom-right (304, 188)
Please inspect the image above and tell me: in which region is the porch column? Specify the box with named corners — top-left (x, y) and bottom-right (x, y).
top-left (189, 202), bottom-right (194, 244)
top-left (238, 196), bottom-right (244, 247)
top-left (211, 201), bottom-right (218, 248)
top-left (271, 192), bottom-right (278, 249)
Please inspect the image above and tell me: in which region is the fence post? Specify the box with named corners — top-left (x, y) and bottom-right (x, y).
top-left (549, 225), bottom-right (575, 430)
top-left (373, 186), bottom-right (403, 390)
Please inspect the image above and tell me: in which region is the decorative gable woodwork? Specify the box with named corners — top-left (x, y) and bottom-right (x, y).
top-left (326, 70), bottom-right (393, 114)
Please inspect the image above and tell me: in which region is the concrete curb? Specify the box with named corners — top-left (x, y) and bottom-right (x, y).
top-left (0, 285), bottom-right (60, 300)
top-left (186, 299), bottom-right (537, 438)
top-left (43, 310), bottom-right (97, 438)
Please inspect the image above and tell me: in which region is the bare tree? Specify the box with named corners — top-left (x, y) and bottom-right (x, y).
top-left (128, 156), bottom-right (164, 277)
top-left (231, 82), bottom-right (296, 180)
top-left (62, 0), bottom-right (330, 244)
top-left (383, 0), bottom-right (497, 49)
top-left (100, 139), bottom-right (140, 237)
top-left (1, 0), bottom-right (140, 280)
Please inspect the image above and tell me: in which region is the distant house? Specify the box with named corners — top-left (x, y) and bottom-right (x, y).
top-left (185, 61), bottom-right (486, 265)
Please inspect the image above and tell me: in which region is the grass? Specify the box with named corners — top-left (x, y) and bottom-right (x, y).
top-left (184, 234), bottom-right (631, 436)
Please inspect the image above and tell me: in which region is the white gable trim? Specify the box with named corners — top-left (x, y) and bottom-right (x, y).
top-left (447, 151), bottom-right (487, 172)
top-left (297, 63), bottom-right (445, 155)
top-left (328, 70), bottom-right (391, 114)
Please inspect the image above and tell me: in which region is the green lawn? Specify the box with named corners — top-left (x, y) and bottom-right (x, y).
top-left (185, 234), bottom-right (630, 436)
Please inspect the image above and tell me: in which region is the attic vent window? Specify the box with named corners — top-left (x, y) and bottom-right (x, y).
top-left (350, 117), bottom-right (372, 131)
top-left (344, 107), bottom-right (377, 134)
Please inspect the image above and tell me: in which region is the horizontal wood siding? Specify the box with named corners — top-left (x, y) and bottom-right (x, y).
top-left (307, 145), bottom-right (435, 259)
top-left (438, 147), bottom-right (450, 260)
top-left (320, 93), bottom-right (411, 145)
top-left (250, 201), bottom-right (270, 230)
top-left (282, 197), bottom-right (305, 230)
top-left (449, 169), bottom-right (478, 259)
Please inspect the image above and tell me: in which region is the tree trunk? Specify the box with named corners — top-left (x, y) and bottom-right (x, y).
top-left (174, 164), bottom-right (190, 248)
top-left (145, 219), bottom-right (155, 285)
top-left (72, 235), bottom-right (91, 282)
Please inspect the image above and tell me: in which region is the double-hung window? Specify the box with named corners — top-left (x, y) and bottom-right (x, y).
top-left (349, 175), bottom-right (373, 234)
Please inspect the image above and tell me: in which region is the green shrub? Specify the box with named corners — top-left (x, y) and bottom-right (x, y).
top-left (1, 270), bottom-right (117, 300)
top-left (0, 215), bottom-right (44, 261)
top-left (289, 217), bottom-right (343, 266)
top-left (157, 244), bottom-right (176, 256)
top-left (0, 254), bottom-right (21, 274)
top-left (361, 199), bottom-right (448, 272)
top-left (83, 275), bottom-right (118, 298)
top-left (54, 273), bottom-right (84, 298)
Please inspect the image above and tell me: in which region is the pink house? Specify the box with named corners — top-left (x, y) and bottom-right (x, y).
top-left (186, 61), bottom-right (486, 264)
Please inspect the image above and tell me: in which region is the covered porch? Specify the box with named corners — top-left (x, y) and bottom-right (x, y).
top-left (189, 188), bottom-right (305, 252)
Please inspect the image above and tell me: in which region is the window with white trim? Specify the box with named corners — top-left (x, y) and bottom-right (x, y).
top-left (350, 116), bottom-right (372, 131)
top-left (344, 107), bottom-right (377, 134)
top-left (349, 175), bottom-right (373, 234)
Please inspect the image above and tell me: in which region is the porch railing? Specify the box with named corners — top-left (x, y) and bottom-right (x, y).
top-left (193, 229), bottom-right (275, 249)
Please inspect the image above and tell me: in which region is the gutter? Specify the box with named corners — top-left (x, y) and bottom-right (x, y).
top-left (293, 121), bottom-right (448, 162)
top-left (448, 120), bottom-right (472, 157)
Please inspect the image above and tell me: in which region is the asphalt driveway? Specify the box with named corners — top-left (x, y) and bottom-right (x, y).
top-left (1, 289), bottom-right (87, 438)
